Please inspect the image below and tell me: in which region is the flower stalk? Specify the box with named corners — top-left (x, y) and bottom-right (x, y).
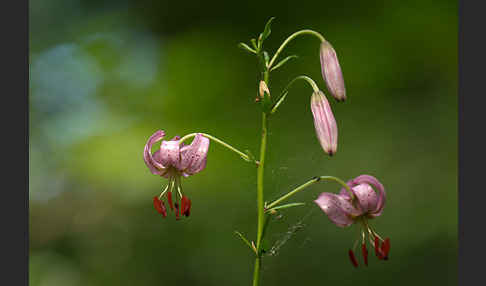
top-left (266, 176), bottom-right (352, 210)
top-left (179, 132), bottom-right (258, 165)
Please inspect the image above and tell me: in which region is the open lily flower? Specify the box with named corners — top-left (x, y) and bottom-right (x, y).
top-left (314, 175), bottom-right (390, 267)
top-left (144, 130), bottom-right (210, 220)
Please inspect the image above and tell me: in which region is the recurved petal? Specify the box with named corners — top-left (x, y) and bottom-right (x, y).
top-left (352, 175), bottom-right (386, 216)
top-left (351, 183), bottom-right (378, 213)
top-left (181, 133), bottom-right (210, 175)
top-left (159, 140), bottom-right (181, 169)
top-left (314, 192), bottom-right (359, 227)
top-left (311, 91), bottom-right (338, 155)
top-left (143, 130), bottom-right (167, 175)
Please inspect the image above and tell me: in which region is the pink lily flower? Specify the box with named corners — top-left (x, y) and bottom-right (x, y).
top-left (143, 130), bottom-right (210, 220)
top-left (314, 175), bottom-right (390, 267)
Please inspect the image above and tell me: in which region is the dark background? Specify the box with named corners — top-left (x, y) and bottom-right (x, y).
top-left (29, 0), bottom-right (457, 285)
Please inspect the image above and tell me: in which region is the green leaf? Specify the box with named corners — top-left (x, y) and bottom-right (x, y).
top-left (243, 149), bottom-right (257, 164)
top-left (234, 231), bottom-right (255, 253)
top-left (270, 91), bottom-right (288, 114)
top-left (261, 17), bottom-right (276, 42)
top-left (267, 202), bottom-right (306, 212)
top-left (261, 88), bottom-right (273, 114)
top-left (238, 42), bottom-right (256, 54)
top-left (263, 51), bottom-right (270, 66)
top-left (270, 55), bottom-right (298, 71)
top-left (250, 38), bottom-right (258, 50)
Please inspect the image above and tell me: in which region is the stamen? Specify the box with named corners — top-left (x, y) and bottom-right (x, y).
top-left (181, 196), bottom-right (186, 216)
top-left (153, 196), bottom-right (167, 217)
top-left (374, 236), bottom-right (383, 259)
top-left (159, 184), bottom-right (170, 199)
top-left (348, 250), bottom-right (358, 268)
top-left (180, 196), bottom-right (191, 217)
top-left (381, 238), bottom-right (390, 260)
top-left (167, 192), bottom-right (174, 211)
top-left (185, 198), bottom-right (192, 217)
top-left (361, 243), bottom-right (368, 266)
top-left (174, 203), bottom-right (180, 220)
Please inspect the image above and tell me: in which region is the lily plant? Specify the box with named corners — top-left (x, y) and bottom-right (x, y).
top-left (143, 18), bottom-right (390, 285)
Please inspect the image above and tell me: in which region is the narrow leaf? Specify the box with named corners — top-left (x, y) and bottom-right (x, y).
top-left (270, 91), bottom-right (288, 114)
top-left (270, 55), bottom-right (298, 72)
top-left (263, 51), bottom-right (270, 66)
top-left (234, 231), bottom-right (253, 250)
top-left (238, 42), bottom-right (256, 54)
top-left (266, 202), bottom-right (306, 212)
top-left (243, 149), bottom-right (256, 163)
top-left (261, 17), bottom-right (276, 41)
top-left (250, 38), bottom-right (258, 50)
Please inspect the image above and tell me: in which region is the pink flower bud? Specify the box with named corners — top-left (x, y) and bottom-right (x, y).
top-left (319, 41), bottom-right (346, 102)
top-left (310, 90), bottom-right (338, 156)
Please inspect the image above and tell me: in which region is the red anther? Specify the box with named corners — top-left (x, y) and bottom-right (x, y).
top-left (161, 201), bottom-right (167, 217)
top-left (361, 243), bottom-right (368, 266)
top-left (153, 196), bottom-right (166, 217)
top-left (174, 203), bottom-right (180, 220)
top-left (375, 236), bottom-right (382, 259)
top-left (181, 196), bottom-right (186, 216)
top-left (348, 250), bottom-right (359, 268)
top-left (381, 238), bottom-right (390, 259)
top-left (167, 192), bottom-right (174, 211)
top-left (181, 196), bottom-right (191, 217)
top-left (184, 198), bottom-right (191, 217)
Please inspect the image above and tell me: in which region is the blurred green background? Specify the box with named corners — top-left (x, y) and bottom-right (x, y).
top-left (29, 0), bottom-right (457, 285)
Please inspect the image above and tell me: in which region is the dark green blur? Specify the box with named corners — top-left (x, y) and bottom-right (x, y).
top-left (29, 0), bottom-right (457, 285)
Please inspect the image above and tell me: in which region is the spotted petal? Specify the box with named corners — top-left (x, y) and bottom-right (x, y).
top-left (352, 175), bottom-right (386, 216)
top-left (159, 140), bottom-right (182, 169)
top-left (314, 193), bottom-right (360, 227)
top-left (180, 133), bottom-right (210, 175)
top-left (351, 183), bottom-right (378, 213)
top-left (143, 130), bottom-right (167, 175)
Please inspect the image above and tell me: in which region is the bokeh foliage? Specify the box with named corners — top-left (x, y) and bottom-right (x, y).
top-left (30, 0), bottom-right (457, 285)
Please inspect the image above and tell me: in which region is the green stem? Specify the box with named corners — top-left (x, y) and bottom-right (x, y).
top-left (284, 75), bottom-right (320, 93)
top-left (252, 257), bottom-right (261, 286)
top-left (253, 69), bottom-right (270, 286)
top-left (268, 29), bottom-right (325, 68)
top-left (179, 133), bottom-right (255, 164)
top-left (266, 176), bottom-right (352, 210)
top-left (256, 113), bottom-right (268, 250)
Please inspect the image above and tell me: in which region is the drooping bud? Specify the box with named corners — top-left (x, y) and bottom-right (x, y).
top-left (319, 41), bottom-right (346, 102)
top-left (361, 243), bottom-right (368, 266)
top-left (153, 196), bottom-right (167, 217)
top-left (348, 249), bottom-right (358, 268)
top-left (310, 90), bottom-right (338, 156)
top-left (258, 80), bottom-right (270, 103)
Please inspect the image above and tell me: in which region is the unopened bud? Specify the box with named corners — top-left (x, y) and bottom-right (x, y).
top-left (259, 80), bottom-right (270, 99)
top-left (310, 90), bottom-right (338, 156)
top-left (319, 41), bottom-right (346, 102)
